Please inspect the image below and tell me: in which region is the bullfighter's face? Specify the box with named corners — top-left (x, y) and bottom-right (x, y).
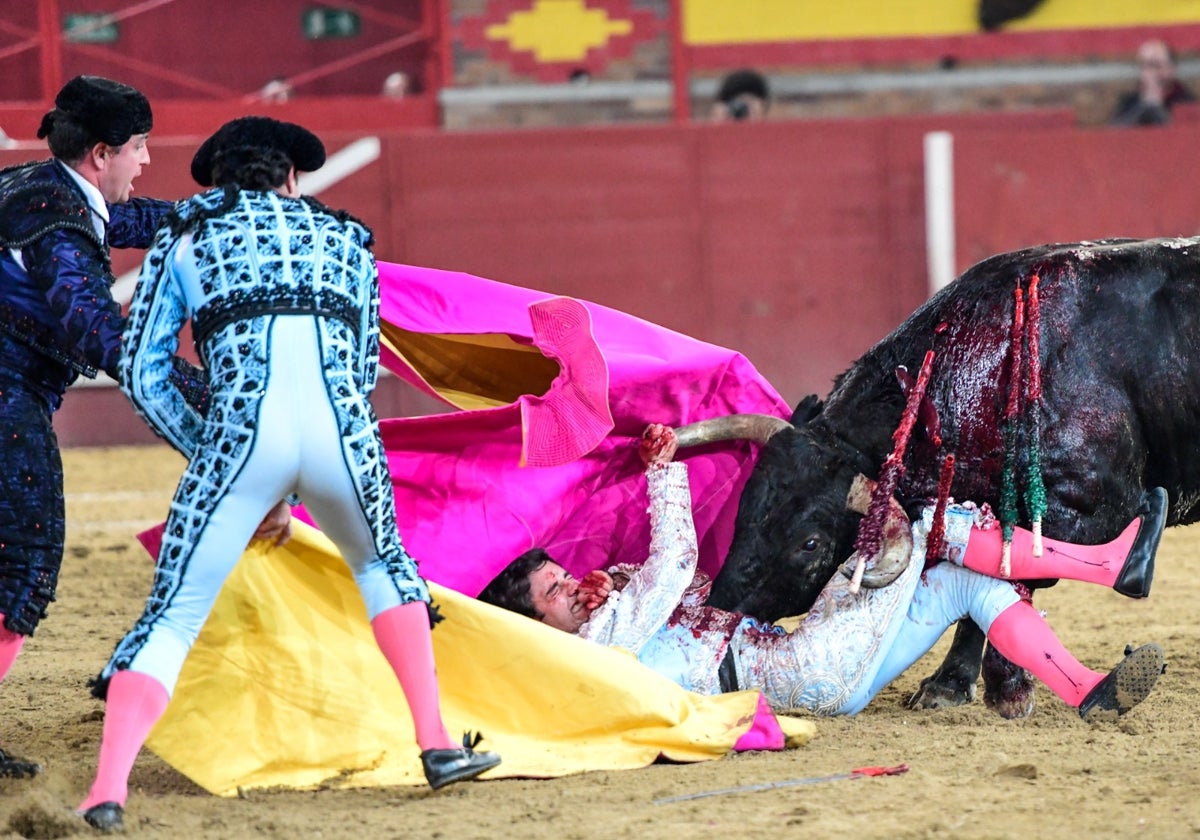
top-left (528, 561), bottom-right (592, 634)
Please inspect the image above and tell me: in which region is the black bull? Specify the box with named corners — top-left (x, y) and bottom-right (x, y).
top-left (696, 236), bottom-right (1200, 715)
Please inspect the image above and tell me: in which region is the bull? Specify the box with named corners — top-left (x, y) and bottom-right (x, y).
top-left (680, 236), bottom-right (1200, 717)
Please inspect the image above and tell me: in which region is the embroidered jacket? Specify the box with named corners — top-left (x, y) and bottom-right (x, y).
top-left (121, 187), bottom-right (377, 460)
top-left (578, 462), bottom-right (755, 694)
top-left (0, 160), bottom-right (164, 381)
top-left (0, 158), bottom-right (206, 409)
top-left (575, 459), bottom-right (927, 709)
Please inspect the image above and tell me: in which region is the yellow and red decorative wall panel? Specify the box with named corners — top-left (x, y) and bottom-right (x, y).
top-left (456, 0), bottom-right (664, 81)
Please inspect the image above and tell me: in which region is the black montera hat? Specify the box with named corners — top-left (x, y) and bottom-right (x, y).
top-left (190, 116), bottom-right (326, 187)
top-left (37, 75), bottom-right (153, 146)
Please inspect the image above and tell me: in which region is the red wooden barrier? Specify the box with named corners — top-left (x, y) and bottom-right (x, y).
top-left (953, 122), bottom-right (1200, 266)
top-left (1, 109), bottom-right (1195, 446)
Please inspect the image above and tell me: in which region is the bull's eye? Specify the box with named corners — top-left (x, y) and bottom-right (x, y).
top-left (802, 537), bottom-right (819, 552)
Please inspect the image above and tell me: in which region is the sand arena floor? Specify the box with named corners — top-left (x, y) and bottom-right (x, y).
top-left (1, 444), bottom-right (1199, 839)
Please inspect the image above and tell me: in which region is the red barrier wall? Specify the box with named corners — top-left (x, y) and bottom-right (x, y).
top-left (953, 123), bottom-right (1200, 265)
top-left (3, 110), bottom-right (1196, 446)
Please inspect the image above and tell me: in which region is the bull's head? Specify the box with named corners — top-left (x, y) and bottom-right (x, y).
top-left (677, 397), bottom-right (875, 621)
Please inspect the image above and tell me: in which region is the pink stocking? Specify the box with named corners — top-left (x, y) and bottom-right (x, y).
top-left (986, 601), bottom-right (1102, 707)
top-left (0, 614), bottom-right (25, 682)
top-left (78, 670), bottom-right (170, 810)
top-left (961, 517), bottom-right (1139, 586)
top-left (371, 602), bottom-right (453, 752)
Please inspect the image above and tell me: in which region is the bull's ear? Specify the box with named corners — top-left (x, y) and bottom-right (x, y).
top-left (791, 394), bottom-right (823, 426)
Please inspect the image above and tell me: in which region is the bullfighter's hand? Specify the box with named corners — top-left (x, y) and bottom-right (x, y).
top-left (254, 499), bottom-right (293, 547)
top-left (577, 569), bottom-right (614, 610)
top-left (639, 423), bottom-right (679, 467)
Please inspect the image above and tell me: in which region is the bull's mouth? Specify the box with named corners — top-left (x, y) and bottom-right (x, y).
top-left (838, 474), bottom-right (913, 591)
top-left (709, 557), bottom-right (792, 619)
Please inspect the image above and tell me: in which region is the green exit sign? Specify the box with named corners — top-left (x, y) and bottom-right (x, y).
top-left (63, 13), bottom-right (119, 44)
top-left (302, 7), bottom-right (361, 39)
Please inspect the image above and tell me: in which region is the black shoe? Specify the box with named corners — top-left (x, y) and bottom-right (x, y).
top-left (420, 732), bottom-right (502, 790)
top-left (1079, 643), bottom-right (1165, 722)
top-left (1113, 487), bottom-right (1168, 598)
top-left (0, 747), bottom-right (41, 778)
top-left (81, 801), bottom-right (125, 834)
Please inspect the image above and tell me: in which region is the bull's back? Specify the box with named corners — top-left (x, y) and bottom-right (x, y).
top-left (829, 236), bottom-right (1200, 532)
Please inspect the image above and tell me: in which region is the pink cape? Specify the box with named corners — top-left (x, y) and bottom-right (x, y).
top-left (135, 262), bottom-right (797, 774)
top-left (364, 261), bottom-right (791, 595)
top-left (142, 261), bottom-right (791, 595)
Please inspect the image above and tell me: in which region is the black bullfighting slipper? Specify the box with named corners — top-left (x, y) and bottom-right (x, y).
top-left (81, 801), bottom-right (125, 834)
top-left (420, 731), bottom-right (502, 790)
top-left (0, 747), bottom-right (41, 778)
top-left (1078, 643), bottom-right (1165, 722)
top-left (1113, 487), bottom-right (1168, 598)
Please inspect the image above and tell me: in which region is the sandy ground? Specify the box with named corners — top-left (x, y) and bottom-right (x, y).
top-left (2, 443), bottom-right (1200, 839)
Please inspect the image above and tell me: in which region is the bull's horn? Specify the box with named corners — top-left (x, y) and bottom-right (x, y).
top-left (840, 473), bottom-right (913, 591)
top-left (674, 414), bottom-right (792, 448)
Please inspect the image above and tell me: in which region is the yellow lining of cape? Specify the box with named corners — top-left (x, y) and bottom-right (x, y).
top-left (379, 323), bottom-right (559, 411)
top-left (145, 522), bottom-right (815, 795)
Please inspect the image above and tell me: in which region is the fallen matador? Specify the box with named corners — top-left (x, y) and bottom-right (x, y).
top-left (480, 425), bottom-right (1167, 720)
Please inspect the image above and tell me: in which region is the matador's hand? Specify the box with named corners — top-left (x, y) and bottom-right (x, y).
top-left (254, 499), bottom-right (293, 547)
top-left (577, 569), bottom-right (614, 611)
top-left (639, 423), bottom-right (678, 467)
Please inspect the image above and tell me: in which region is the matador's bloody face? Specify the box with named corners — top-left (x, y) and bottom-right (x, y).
top-left (528, 561), bottom-right (591, 634)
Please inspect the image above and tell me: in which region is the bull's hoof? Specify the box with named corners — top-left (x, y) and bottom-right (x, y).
top-left (981, 641), bottom-right (1036, 719)
top-left (982, 664), bottom-right (1036, 719)
top-left (0, 748), bottom-right (41, 778)
top-left (906, 675), bottom-right (976, 710)
top-left (983, 677), bottom-right (1036, 719)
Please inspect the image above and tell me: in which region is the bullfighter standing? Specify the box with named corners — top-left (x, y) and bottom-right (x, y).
top-left (0, 76), bottom-right (205, 779)
top-left (77, 117), bottom-right (499, 833)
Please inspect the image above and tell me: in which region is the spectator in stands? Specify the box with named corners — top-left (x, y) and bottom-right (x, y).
top-left (709, 69), bottom-right (770, 122)
top-left (258, 77), bottom-right (294, 104)
top-left (1110, 39), bottom-right (1195, 126)
top-left (382, 71), bottom-right (410, 98)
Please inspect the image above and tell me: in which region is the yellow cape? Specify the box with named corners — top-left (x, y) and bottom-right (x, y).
top-left (145, 523), bottom-right (815, 795)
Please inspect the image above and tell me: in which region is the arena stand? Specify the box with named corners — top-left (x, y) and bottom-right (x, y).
top-left (1, 1), bottom-right (1197, 445)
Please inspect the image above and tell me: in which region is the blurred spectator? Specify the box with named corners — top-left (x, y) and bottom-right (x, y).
top-left (1110, 39), bottom-right (1195, 126)
top-left (709, 69), bottom-right (770, 122)
top-left (382, 71), bottom-right (410, 99)
top-left (258, 78), bottom-right (293, 104)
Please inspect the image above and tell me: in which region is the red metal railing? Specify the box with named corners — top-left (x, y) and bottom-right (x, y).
top-left (6, 0), bottom-right (442, 105)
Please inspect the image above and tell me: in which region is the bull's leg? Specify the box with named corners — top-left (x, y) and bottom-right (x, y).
top-left (906, 619), bottom-right (984, 709)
